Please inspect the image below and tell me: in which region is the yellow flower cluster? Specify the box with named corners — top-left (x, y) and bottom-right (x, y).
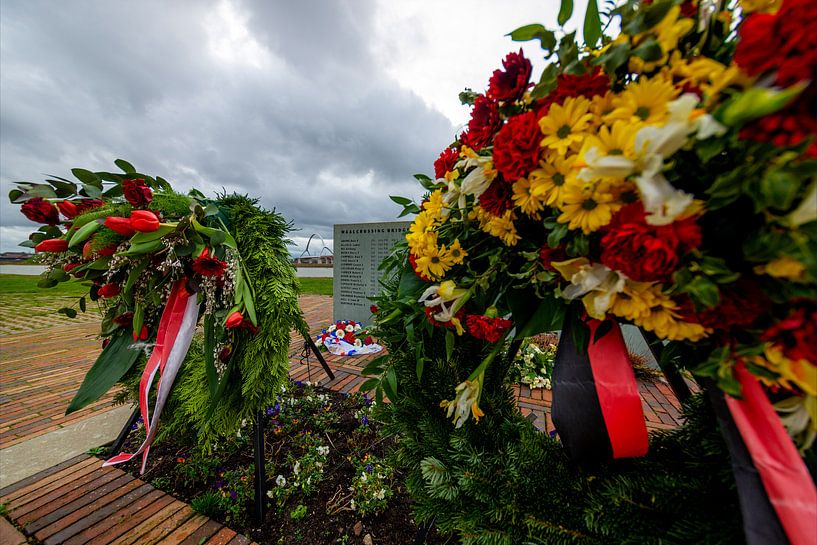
top-left (610, 282), bottom-right (709, 342)
top-left (751, 345), bottom-right (817, 397)
top-left (406, 189), bottom-right (467, 280)
top-left (470, 206), bottom-right (520, 246)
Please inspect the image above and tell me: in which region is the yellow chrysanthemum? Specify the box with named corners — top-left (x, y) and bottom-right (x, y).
top-left (472, 206), bottom-right (520, 246)
top-left (407, 210), bottom-right (439, 255)
top-left (556, 180), bottom-right (620, 234)
top-left (413, 243), bottom-right (454, 280)
top-left (512, 177), bottom-right (546, 218)
top-left (590, 91), bottom-right (616, 123)
top-left (530, 153), bottom-right (576, 206)
top-left (606, 78), bottom-right (679, 126)
top-left (539, 96), bottom-right (594, 155)
top-left (423, 189), bottom-right (447, 219)
top-left (445, 239), bottom-right (468, 265)
top-left (623, 284), bottom-right (709, 341)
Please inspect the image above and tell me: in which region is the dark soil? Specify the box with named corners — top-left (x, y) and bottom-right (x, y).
top-left (108, 382), bottom-right (451, 545)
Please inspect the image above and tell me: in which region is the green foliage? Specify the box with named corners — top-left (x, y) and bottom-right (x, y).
top-left (150, 191), bottom-right (193, 218)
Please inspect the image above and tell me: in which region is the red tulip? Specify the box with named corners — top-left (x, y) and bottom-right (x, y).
top-left (133, 325), bottom-right (149, 341)
top-left (82, 240), bottom-right (93, 258)
top-left (104, 216), bottom-right (136, 237)
top-left (98, 245), bottom-right (117, 256)
top-left (129, 210), bottom-right (160, 232)
top-left (225, 311), bottom-right (244, 328)
top-left (97, 283), bottom-right (121, 298)
top-left (63, 262), bottom-right (81, 273)
top-left (35, 238), bottom-right (68, 253)
top-left (57, 200), bottom-right (79, 219)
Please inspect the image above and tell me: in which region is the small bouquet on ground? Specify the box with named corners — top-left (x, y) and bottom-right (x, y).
top-left (510, 336), bottom-right (557, 389)
top-left (315, 320), bottom-right (383, 356)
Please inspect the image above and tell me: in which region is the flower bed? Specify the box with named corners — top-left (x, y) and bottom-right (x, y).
top-left (108, 381), bottom-right (445, 545)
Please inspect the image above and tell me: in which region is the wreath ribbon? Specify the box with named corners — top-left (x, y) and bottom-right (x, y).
top-left (725, 364), bottom-right (817, 545)
top-left (104, 279), bottom-right (199, 473)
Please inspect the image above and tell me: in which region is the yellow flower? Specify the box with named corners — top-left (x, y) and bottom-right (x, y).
top-left (590, 91), bottom-right (616, 121)
top-left (488, 210), bottom-right (521, 246)
top-left (609, 281), bottom-right (660, 321)
top-left (413, 243), bottom-right (454, 280)
top-left (753, 345), bottom-right (817, 397)
top-left (539, 96), bottom-right (594, 155)
top-left (754, 256), bottom-right (808, 282)
top-left (440, 377), bottom-right (484, 428)
top-left (512, 176), bottom-right (546, 217)
top-left (556, 180), bottom-right (620, 234)
top-left (624, 284), bottom-right (709, 341)
top-left (530, 153), bottom-right (577, 206)
top-left (423, 189), bottom-right (447, 219)
top-left (607, 78), bottom-right (679, 126)
top-left (445, 239), bottom-right (467, 265)
top-left (627, 6), bottom-right (694, 72)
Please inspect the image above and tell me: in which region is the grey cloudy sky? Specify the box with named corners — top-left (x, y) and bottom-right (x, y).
top-left (0, 0), bottom-right (586, 255)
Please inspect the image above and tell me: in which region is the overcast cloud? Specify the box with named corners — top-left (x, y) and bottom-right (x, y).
top-left (0, 0), bottom-right (586, 255)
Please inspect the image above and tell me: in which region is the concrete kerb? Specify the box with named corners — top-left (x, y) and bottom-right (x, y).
top-left (0, 404), bottom-right (134, 489)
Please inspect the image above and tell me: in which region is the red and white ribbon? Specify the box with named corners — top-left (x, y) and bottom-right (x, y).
top-left (104, 279), bottom-right (199, 473)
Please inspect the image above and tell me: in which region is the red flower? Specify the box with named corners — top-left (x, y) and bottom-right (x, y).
top-left (76, 199), bottom-right (104, 214)
top-left (692, 279), bottom-right (769, 329)
top-left (739, 96), bottom-right (817, 158)
top-left (599, 203), bottom-right (701, 282)
top-left (434, 147), bottom-right (460, 179)
top-left (460, 95), bottom-right (500, 151)
top-left (104, 216), bottom-right (136, 237)
top-left (21, 197), bottom-right (59, 225)
top-left (225, 311), bottom-right (244, 328)
top-left (364, 336), bottom-right (374, 346)
top-left (369, 304), bottom-right (379, 314)
top-left (63, 262), bottom-right (82, 273)
top-left (192, 247), bottom-right (227, 277)
top-left (539, 245), bottom-right (567, 271)
top-left (218, 345), bottom-right (232, 362)
top-left (130, 210), bottom-right (160, 232)
top-left (493, 111), bottom-right (542, 183)
top-left (478, 178), bottom-right (514, 216)
top-left (57, 201), bottom-right (79, 219)
top-left (113, 312), bottom-right (134, 327)
top-left (35, 238), bottom-right (68, 253)
top-left (345, 333), bottom-right (357, 345)
top-left (133, 325), bottom-right (149, 341)
top-left (97, 283), bottom-right (121, 298)
top-left (123, 178), bottom-right (153, 207)
top-left (466, 314), bottom-right (513, 343)
top-left (82, 240), bottom-right (93, 259)
top-left (762, 304), bottom-right (817, 364)
top-left (487, 49), bottom-right (532, 102)
top-left (98, 245), bottom-right (117, 257)
top-left (536, 67), bottom-right (609, 115)
top-left (425, 306), bottom-right (466, 331)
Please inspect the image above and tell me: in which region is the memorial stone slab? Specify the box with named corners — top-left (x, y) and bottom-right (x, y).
top-left (333, 221), bottom-right (411, 325)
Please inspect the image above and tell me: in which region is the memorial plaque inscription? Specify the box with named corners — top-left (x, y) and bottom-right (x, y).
top-left (333, 221), bottom-right (410, 325)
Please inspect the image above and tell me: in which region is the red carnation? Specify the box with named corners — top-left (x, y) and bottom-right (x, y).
top-left (370, 304), bottom-right (379, 314)
top-left (364, 336), bottom-right (374, 346)
top-left (762, 304), bottom-right (817, 364)
top-left (123, 178), bottom-right (153, 207)
top-left (493, 111), bottom-right (542, 183)
top-left (460, 95), bottom-right (500, 151)
top-left (97, 283), bottom-right (121, 298)
top-left (536, 67), bottom-right (609, 115)
top-left (478, 178), bottom-right (514, 216)
top-left (75, 199), bottom-right (104, 214)
top-left (600, 203), bottom-right (701, 282)
top-left (35, 238), bottom-right (68, 253)
top-left (21, 197), bottom-right (59, 225)
top-left (345, 333), bottom-right (357, 345)
top-left (734, 14), bottom-right (777, 76)
top-left (434, 147), bottom-right (460, 179)
top-left (487, 49), bottom-right (532, 102)
top-left (225, 311), bottom-right (244, 329)
top-left (104, 216), bottom-right (136, 237)
top-left (192, 247), bottom-right (227, 277)
top-left (130, 210), bottom-right (160, 232)
top-left (466, 314), bottom-right (513, 343)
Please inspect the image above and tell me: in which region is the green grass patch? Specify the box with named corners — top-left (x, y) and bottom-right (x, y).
top-left (297, 277), bottom-right (333, 296)
top-left (0, 274), bottom-right (89, 297)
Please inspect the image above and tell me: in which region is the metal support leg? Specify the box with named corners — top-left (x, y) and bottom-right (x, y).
top-left (304, 334), bottom-right (335, 381)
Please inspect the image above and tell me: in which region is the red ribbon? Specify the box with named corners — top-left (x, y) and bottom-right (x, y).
top-left (726, 364), bottom-right (817, 545)
top-left (586, 319), bottom-right (649, 458)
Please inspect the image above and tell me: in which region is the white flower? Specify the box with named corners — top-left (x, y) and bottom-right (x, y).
top-left (350, 499), bottom-right (356, 510)
top-left (418, 281), bottom-right (468, 324)
top-left (293, 461), bottom-right (301, 475)
top-left (533, 376), bottom-right (546, 389)
top-left (553, 258), bottom-right (625, 320)
top-left (442, 378), bottom-right (484, 428)
top-left (354, 324), bottom-right (362, 332)
top-left (786, 181), bottom-right (817, 227)
top-left (276, 474), bottom-right (287, 487)
top-left (360, 472), bottom-right (368, 482)
top-left (375, 489), bottom-right (386, 500)
top-left (354, 339), bottom-right (363, 348)
top-left (345, 324), bottom-right (355, 332)
top-left (267, 490), bottom-right (275, 498)
top-left (315, 338), bottom-right (323, 346)
top-left (328, 325), bottom-right (336, 332)
top-left (317, 445), bottom-right (329, 456)
top-left (336, 329), bottom-right (346, 340)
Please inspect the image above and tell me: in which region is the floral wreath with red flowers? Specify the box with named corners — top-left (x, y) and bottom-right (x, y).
top-left (315, 320), bottom-right (383, 356)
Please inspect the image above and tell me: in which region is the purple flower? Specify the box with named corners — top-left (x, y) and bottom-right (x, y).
top-left (365, 463), bottom-right (373, 473)
top-left (265, 406), bottom-right (275, 416)
top-left (215, 480), bottom-right (225, 489)
top-left (229, 490), bottom-right (238, 500)
top-left (295, 381), bottom-right (304, 387)
top-left (361, 416), bottom-right (369, 426)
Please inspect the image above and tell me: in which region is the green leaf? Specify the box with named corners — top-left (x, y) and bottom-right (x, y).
top-left (445, 330), bottom-right (454, 362)
top-left (58, 307), bottom-right (78, 319)
top-left (117, 239), bottom-right (164, 256)
top-left (389, 195), bottom-right (413, 206)
top-left (243, 282), bottom-right (257, 326)
top-left (558, 0), bottom-right (574, 25)
top-left (66, 332), bottom-right (141, 414)
top-left (416, 358), bottom-right (425, 383)
top-left (19, 240), bottom-right (36, 248)
top-left (25, 184), bottom-right (58, 199)
top-left (203, 315), bottom-right (218, 397)
top-left (82, 183), bottom-right (103, 199)
top-left (359, 378), bottom-right (380, 394)
top-left (761, 169), bottom-right (800, 210)
top-left (547, 223), bottom-right (569, 248)
top-left (67, 220), bottom-right (101, 248)
top-left (130, 224), bottom-right (176, 245)
top-left (79, 297), bottom-right (86, 313)
top-left (507, 24), bottom-right (557, 52)
top-left (583, 0), bottom-right (602, 47)
top-left (383, 366), bottom-right (398, 401)
top-left (204, 203), bottom-right (220, 217)
top-left (596, 42), bottom-right (630, 75)
top-left (507, 289), bottom-right (564, 340)
top-left (71, 168), bottom-right (101, 186)
top-left (103, 184), bottom-right (124, 198)
top-left (530, 64), bottom-right (559, 101)
top-left (631, 37), bottom-right (663, 62)
top-left (124, 259), bottom-right (149, 294)
top-left (114, 159), bottom-right (136, 174)
top-left (9, 189), bottom-right (26, 203)
top-left (209, 230), bottom-right (227, 246)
